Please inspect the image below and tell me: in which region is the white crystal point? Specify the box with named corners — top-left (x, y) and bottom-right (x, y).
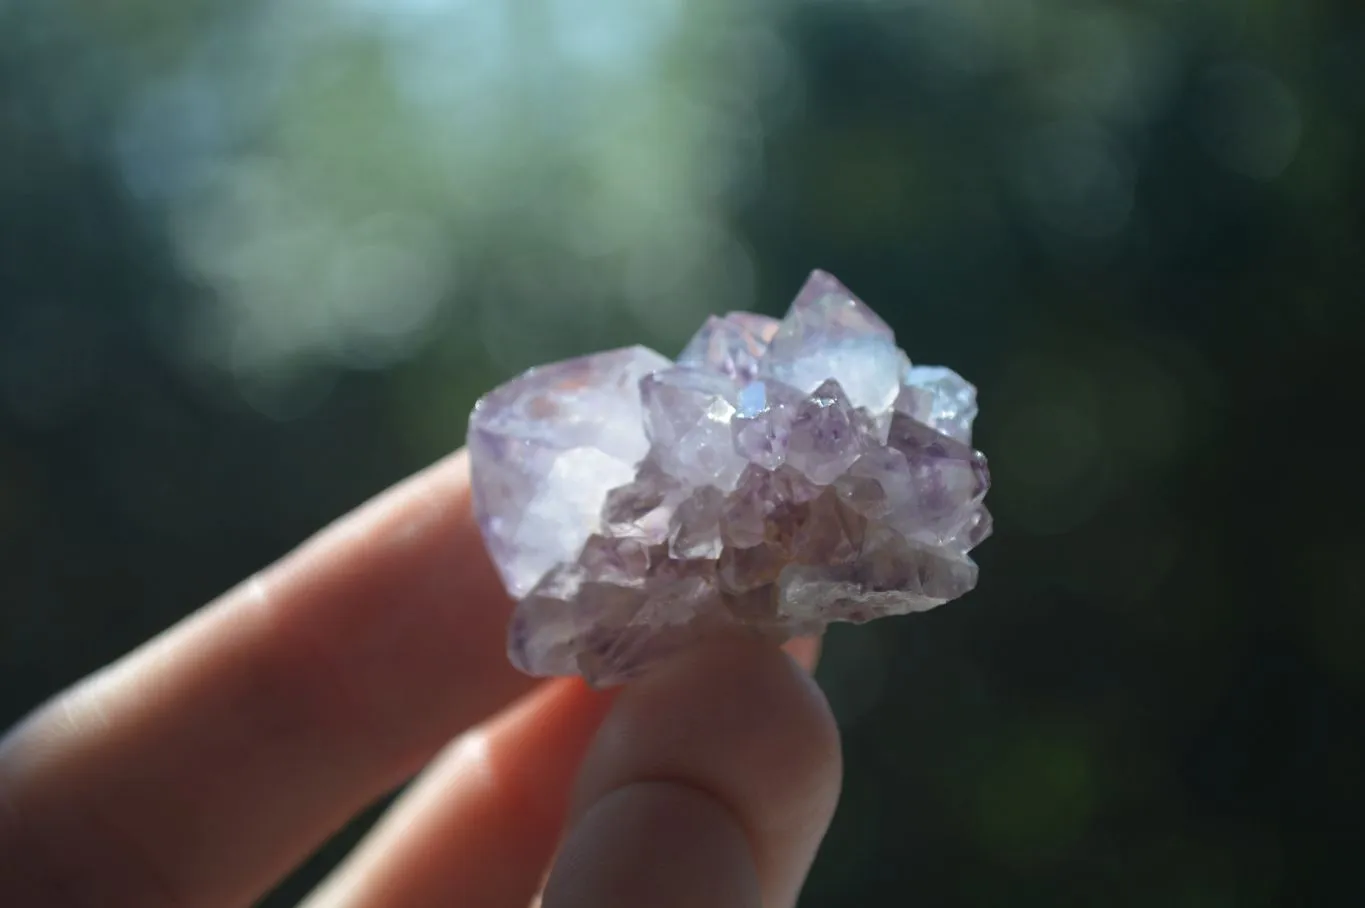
top-left (469, 345), bottom-right (671, 598)
top-left (760, 270), bottom-right (906, 412)
top-left (678, 312), bottom-right (781, 381)
top-left (640, 367), bottom-right (747, 490)
top-left (896, 365), bottom-right (979, 444)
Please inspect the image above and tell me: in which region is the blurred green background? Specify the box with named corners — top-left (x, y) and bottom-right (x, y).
top-left (3, 0), bottom-right (1364, 904)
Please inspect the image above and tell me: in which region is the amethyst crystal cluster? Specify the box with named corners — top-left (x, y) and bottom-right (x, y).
top-left (469, 271), bottom-right (991, 685)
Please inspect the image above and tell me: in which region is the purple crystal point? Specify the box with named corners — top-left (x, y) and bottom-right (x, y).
top-left (731, 378), bottom-right (806, 470)
top-left (841, 414), bottom-right (991, 551)
top-left (784, 379), bottom-right (868, 485)
top-left (469, 272), bottom-right (992, 685)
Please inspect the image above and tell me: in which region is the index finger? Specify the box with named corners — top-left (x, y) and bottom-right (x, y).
top-left (0, 451), bottom-right (534, 907)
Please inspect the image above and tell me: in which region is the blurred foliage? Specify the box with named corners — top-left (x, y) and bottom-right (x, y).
top-left (4, 0), bottom-right (1365, 905)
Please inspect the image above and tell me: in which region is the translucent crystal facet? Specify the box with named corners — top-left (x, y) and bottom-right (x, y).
top-left (731, 379), bottom-right (806, 470)
top-left (468, 345), bottom-right (671, 598)
top-left (640, 367), bottom-right (746, 490)
top-left (896, 365), bottom-right (979, 444)
top-left (678, 312), bottom-right (781, 381)
top-left (469, 271), bottom-right (992, 685)
top-left (759, 271), bottom-right (906, 413)
top-left (784, 379), bottom-right (870, 485)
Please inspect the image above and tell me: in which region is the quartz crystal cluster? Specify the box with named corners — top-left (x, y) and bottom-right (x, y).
top-left (469, 271), bottom-right (991, 685)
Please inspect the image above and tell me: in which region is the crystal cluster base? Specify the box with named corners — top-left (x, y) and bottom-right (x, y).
top-left (469, 271), bottom-right (991, 685)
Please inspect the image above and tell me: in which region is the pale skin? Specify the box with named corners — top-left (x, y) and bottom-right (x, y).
top-left (0, 451), bottom-right (842, 907)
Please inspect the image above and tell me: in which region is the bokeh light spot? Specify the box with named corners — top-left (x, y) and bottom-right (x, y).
top-left (1014, 120), bottom-right (1134, 239)
top-left (1192, 63), bottom-right (1303, 182)
top-left (974, 727), bottom-right (1096, 867)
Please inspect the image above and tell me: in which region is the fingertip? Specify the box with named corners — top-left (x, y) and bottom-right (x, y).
top-left (544, 782), bottom-right (762, 908)
top-left (552, 636), bottom-right (842, 908)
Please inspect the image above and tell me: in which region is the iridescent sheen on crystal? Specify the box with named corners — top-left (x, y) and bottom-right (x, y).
top-left (469, 270), bottom-right (992, 685)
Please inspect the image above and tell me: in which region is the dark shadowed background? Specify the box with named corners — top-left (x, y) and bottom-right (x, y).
top-left (4, 1), bottom-right (1364, 905)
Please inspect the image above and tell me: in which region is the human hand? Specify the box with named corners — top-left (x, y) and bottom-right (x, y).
top-left (0, 452), bottom-right (842, 907)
